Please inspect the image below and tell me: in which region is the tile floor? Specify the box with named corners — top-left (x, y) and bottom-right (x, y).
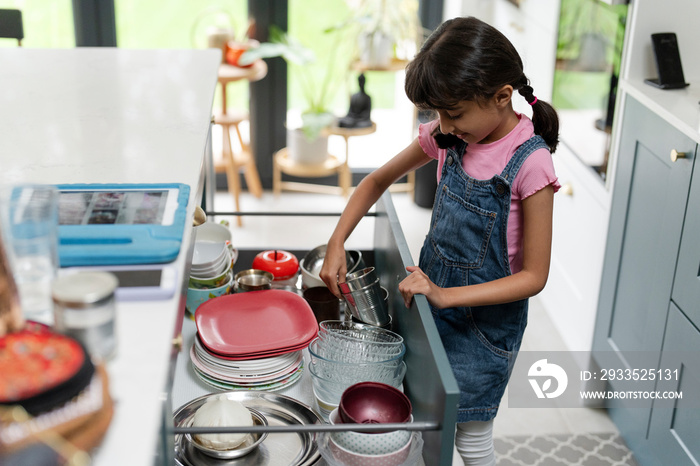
top-left (209, 188), bottom-right (623, 465)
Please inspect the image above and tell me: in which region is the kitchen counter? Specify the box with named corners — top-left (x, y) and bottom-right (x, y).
top-left (0, 48), bottom-right (220, 465)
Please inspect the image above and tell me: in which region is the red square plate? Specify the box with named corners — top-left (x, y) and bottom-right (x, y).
top-left (195, 289), bottom-right (318, 356)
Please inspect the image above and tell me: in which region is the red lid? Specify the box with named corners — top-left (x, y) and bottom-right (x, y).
top-left (252, 250), bottom-right (299, 280)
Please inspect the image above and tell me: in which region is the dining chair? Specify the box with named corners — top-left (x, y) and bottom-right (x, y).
top-left (0, 9), bottom-right (24, 46)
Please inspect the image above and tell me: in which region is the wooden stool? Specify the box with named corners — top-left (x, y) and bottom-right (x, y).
top-left (273, 148), bottom-right (351, 198)
top-left (214, 110), bottom-right (263, 226)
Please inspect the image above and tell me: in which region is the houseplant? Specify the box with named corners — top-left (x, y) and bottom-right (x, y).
top-left (331, 0), bottom-right (424, 69)
top-left (240, 26), bottom-right (344, 164)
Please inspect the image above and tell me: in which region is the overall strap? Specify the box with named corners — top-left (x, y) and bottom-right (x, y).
top-left (447, 140), bottom-right (468, 164)
top-left (500, 135), bottom-right (549, 182)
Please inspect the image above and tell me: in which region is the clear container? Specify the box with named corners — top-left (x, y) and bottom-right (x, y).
top-left (52, 271), bottom-right (118, 361)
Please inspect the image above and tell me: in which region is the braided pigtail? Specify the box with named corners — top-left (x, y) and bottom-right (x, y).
top-left (518, 82), bottom-right (559, 153)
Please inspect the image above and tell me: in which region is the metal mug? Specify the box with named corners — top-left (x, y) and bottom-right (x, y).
top-left (341, 281), bottom-right (389, 327)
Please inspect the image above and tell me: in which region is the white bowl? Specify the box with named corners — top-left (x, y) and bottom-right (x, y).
top-left (193, 241), bottom-right (227, 268)
top-left (190, 249), bottom-right (234, 284)
top-left (320, 431), bottom-right (421, 466)
top-left (192, 251), bottom-right (229, 277)
top-left (328, 408), bottom-right (412, 456)
top-left (195, 221), bottom-right (233, 243)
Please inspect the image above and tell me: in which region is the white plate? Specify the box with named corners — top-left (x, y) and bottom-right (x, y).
top-left (191, 345), bottom-right (303, 380)
top-left (193, 337), bottom-right (300, 372)
top-left (192, 363), bottom-right (304, 392)
top-left (191, 348), bottom-right (304, 385)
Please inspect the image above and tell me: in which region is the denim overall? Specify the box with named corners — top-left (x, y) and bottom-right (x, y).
top-left (418, 135), bottom-right (548, 422)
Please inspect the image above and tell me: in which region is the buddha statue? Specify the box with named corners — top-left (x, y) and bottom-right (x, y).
top-left (338, 73), bottom-right (373, 128)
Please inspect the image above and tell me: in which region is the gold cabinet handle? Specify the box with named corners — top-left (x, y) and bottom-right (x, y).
top-left (670, 149), bottom-right (687, 162)
top-left (560, 183), bottom-right (574, 196)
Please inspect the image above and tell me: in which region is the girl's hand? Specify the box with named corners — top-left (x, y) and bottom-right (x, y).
top-left (398, 266), bottom-right (444, 308)
top-left (319, 241), bottom-right (348, 298)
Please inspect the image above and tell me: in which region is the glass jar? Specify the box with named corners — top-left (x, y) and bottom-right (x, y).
top-left (52, 272), bottom-right (118, 361)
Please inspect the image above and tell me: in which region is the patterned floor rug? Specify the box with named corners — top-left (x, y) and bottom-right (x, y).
top-left (494, 432), bottom-right (639, 466)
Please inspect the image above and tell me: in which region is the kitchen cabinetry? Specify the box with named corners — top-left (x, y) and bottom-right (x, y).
top-left (647, 304), bottom-right (700, 466)
top-left (592, 95), bottom-right (697, 462)
top-left (592, 1), bottom-right (700, 463)
top-left (670, 160), bottom-right (700, 328)
top-left (541, 144), bottom-right (608, 354)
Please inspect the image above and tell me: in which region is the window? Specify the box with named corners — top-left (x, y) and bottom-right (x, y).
top-left (0, 0), bottom-right (74, 48)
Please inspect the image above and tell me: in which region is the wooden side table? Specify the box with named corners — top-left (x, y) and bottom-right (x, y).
top-left (217, 60), bottom-right (267, 115)
top-left (328, 122), bottom-right (415, 195)
top-left (328, 122), bottom-right (377, 193)
top-left (273, 148), bottom-right (351, 198)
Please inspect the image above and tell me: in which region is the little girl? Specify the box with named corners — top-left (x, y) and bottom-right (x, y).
top-left (320, 16), bottom-right (560, 465)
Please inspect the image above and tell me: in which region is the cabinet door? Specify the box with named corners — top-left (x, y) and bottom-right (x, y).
top-left (539, 147), bottom-right (608, 352)
top-left (671, 144), bottom-right (700, 328)
top-left (593, 95), bottom-right (696, 450)
top-left (647, 303), bottom-right (700, 466)
top-left (595, 96), bottom-right (695, 354)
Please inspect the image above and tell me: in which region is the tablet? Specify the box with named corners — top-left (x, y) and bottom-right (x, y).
top-left (59, 264), bottom-right (178, 301)
top-left (56, 183), bottom-right (190, 267)
top-left (58, 188), bottom-right (181, 226)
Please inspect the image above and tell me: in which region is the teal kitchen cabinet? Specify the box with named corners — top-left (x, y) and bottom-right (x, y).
top-left (647, 303), bottom-right (700, 466)
top-left (645, 104), bottom-right (700, 464)
top-left (670, 149), bottom-right (700, 329)
top-left (592, 95), bottom-right (698, 463)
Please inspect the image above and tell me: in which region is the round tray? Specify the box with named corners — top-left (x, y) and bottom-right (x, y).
top-left (174, 391), bottom-right (323, 466)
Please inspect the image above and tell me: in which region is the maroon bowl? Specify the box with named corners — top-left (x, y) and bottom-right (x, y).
top-left (338, 382), bottom-right (412, 426)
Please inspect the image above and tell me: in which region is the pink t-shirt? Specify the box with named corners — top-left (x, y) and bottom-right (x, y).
top-left (418, 114), bottom-right (560, 273)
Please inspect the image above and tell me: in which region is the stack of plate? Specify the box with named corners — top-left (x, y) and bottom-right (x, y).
top-left (191, 290), bottom-right (318, 392)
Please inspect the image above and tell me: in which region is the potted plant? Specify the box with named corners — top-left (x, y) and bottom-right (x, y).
top-left (332, 0), bottom-right (425, 69)
top-left (240, 26), bottom-right (344, 164)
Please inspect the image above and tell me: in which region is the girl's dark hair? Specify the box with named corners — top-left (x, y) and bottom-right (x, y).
top-left (405, 16), bottom-right (559, 153)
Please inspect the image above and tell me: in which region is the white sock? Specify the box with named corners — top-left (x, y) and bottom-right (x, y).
top-left (455, 420), bottom-right (496, 466)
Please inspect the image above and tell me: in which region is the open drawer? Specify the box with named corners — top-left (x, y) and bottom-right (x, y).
top-left (170, 191), bottom-right (459, 464)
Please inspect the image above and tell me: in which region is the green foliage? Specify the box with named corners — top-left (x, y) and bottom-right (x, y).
top-left (240, 25), bottom-right (348, 141)
top-left (556, 0), bottom-right (628, 73)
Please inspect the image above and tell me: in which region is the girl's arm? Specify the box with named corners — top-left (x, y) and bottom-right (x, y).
top-left (398, 184), bottom-right (554, 308)
top-left (320, 138), bottom-right (433, 297)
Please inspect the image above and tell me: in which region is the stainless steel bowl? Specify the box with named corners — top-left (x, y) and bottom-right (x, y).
top-left (300, 245), bottom-right (355, 289)
top-left (187, 407), bottom-right (268, 459)
top-left (235, 269), bottom-right (274, 292)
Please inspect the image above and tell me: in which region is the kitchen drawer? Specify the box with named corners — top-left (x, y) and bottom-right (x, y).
top-left (671, 143), bottom-right (700, 328)
top-left (647, 303), bottom-right (700, 466)
top-left (170, 192), bottom-right (460, 465)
